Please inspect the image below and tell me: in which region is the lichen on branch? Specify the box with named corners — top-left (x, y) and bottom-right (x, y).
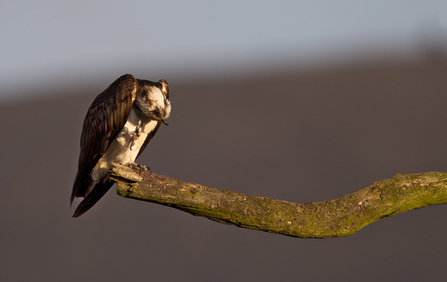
top-left (109, 164), bottom-right (447, 238)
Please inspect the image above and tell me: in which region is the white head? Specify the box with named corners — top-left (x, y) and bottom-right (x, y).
top-left (136, 79), bottom-right (171, 125)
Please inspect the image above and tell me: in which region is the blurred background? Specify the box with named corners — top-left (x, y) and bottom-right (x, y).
top-left (1, 1), bottom-right (447, 281)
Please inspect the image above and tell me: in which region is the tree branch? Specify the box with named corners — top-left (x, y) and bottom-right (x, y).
top-left (109, 164), bottom-right (447, 238)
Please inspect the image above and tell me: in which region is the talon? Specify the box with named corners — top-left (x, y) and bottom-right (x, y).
top-left (135, 120), bottom-right (142, 136)
top-left (129, 138), bottom-right (135, 150)
top-left (137, 164), bottom-right (150, 173)
top-left (128, 132), bottom-right (138, 151)
top-left (140, 165), bottom-right (151, 173)
top-left (128, 163), bottom-right (151, 173)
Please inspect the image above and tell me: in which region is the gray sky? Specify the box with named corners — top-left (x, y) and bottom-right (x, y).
top-left (1, 0), bottom-right (446, 99)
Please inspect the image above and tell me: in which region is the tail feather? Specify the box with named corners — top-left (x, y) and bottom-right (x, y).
top-left (71, 156), bottom-right (102, 206)
top-left (72, 181), bottom-right (115, 218)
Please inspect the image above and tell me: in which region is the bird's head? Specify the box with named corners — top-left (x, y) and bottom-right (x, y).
top-left (136, 79), bottom-right (171, 125)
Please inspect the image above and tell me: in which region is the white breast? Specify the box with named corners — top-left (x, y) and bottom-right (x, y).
top-left (89, 108), bottom-right (158, 190)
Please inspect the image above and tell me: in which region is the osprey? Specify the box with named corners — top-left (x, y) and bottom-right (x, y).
top-left (70, 74), bottom-right (171, 218)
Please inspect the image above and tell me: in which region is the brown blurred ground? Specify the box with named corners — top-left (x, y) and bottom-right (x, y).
top-left (1, 57), bottom-right (446, 281)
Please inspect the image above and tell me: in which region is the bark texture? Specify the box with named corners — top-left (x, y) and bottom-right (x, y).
top-left (109, 164), bottom-right (447, 238)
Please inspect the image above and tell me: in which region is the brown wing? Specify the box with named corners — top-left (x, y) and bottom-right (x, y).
top-left (70, 74), bottom-right (137, 204)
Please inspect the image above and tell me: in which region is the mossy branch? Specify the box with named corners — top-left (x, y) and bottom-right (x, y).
top-left (109, 164), bottom-right (447, 238)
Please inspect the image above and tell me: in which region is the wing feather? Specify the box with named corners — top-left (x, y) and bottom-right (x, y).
top-left (71, 74), bottom-right (137, 204)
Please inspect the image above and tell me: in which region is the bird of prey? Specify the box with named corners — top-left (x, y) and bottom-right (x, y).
top-left (70, 74), bottom-right (171, 218)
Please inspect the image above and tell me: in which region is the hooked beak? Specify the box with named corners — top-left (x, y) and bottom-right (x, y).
top-left (162, 119), bottom-right (169, 126)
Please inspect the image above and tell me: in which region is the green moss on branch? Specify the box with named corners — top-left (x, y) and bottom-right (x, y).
top-left (109, 164), bottom-right (447, 238)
